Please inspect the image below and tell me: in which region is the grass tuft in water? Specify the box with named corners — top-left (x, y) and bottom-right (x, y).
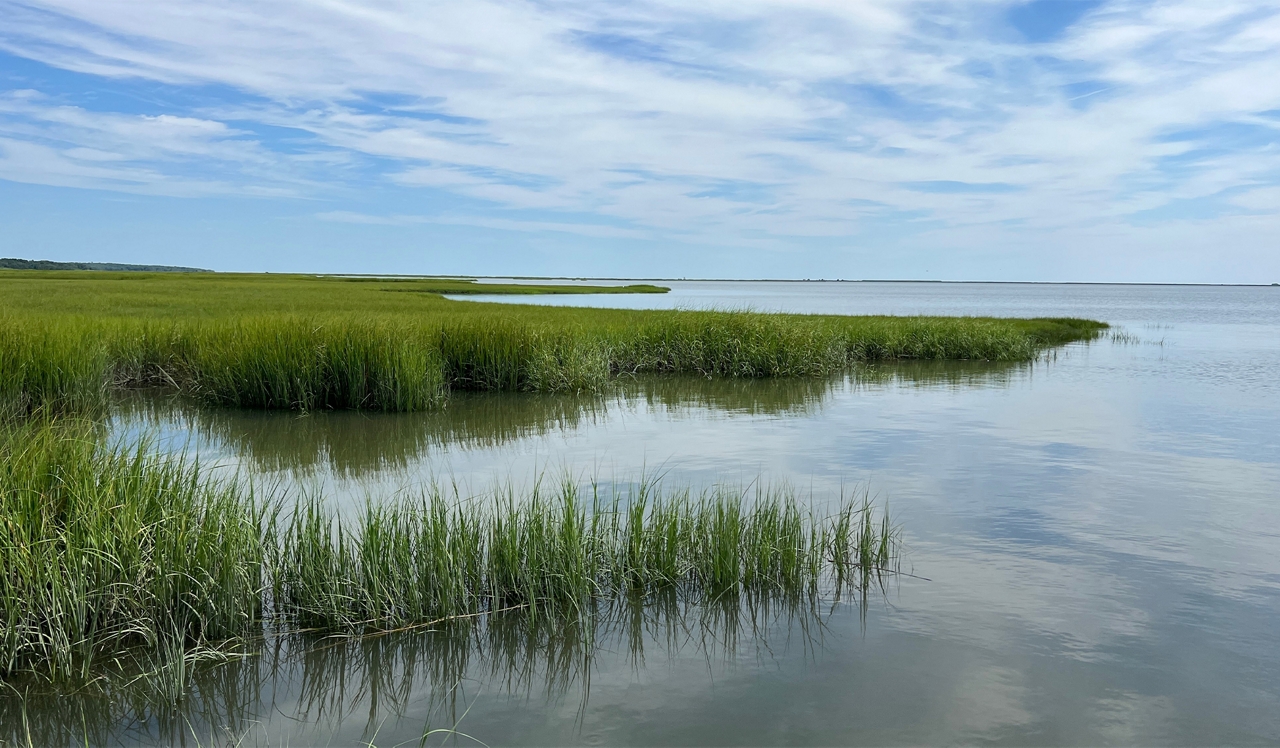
top-left (273, 480), bottom-right (899, 631)
top-left (2, 421), bottom-right (901, 683)
top-left (0, 417), bottom-right (267, 683)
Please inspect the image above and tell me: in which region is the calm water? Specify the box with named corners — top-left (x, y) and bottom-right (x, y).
top-left (44, 283), bottom-right (1280, 744)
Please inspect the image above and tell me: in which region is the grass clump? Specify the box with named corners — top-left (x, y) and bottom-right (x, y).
top-left (1, 421), bottom-right (900, 683)
top-left (273, 480), bottom-right (898, 631)
top-left (0, 418), bottom-right (266, 682)
top-left (182, 317), bottom-right (448, 410)
top-left (0, 321), bottom-right (109, 418)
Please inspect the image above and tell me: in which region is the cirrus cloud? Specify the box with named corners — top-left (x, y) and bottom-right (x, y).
top-left (0, 0), bottom-right (1278, 279)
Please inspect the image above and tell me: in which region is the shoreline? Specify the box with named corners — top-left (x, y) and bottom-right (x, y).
top-left (334, 274), bottom-right (1280, 288)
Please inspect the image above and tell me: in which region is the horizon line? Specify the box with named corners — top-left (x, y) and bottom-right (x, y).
top-left (332, 274), bottom-right (1280, 288)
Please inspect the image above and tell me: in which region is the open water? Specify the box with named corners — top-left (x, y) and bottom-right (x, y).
top-left (38, 282), bottom-right (1280, 745)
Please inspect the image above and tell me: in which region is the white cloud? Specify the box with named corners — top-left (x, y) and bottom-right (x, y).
top-left (314, 210), bottom-right (423, 226)
top-left (0, 0), bottom-right (1278, 275)
top-left (430, 215), bottom-right (653, 240)
top-left (1231, 185), bottom-right (1280, 211)
top-left (316, 209), bottom-right (652, 239)
top-left (0, 90), bottom-right (333, 195)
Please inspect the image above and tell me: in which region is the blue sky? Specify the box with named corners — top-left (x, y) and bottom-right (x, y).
top-left (1, 0), bottom-right (1278, 281)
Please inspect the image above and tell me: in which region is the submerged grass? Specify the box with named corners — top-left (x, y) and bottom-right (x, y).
top-left (1, 419), bottom-right (899, 684)
top-left (0, 271), bottom-right (1107, 414)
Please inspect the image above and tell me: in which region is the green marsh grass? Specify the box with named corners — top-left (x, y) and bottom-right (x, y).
top-left (0, 320), bottom-right (109, 417)
top-left (0, 271), bottom-right (1107, 413)
top-left (2, 420), bottom-right (900, 683)
top-left (0, 417), bottom-right (267, 683)
top-left (272, 479), bottom-right (899, 631)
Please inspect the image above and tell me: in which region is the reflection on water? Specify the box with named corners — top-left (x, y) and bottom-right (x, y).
top-left (115, 388), bottom-right (616, 478)
top-left (6, 595), bottom-right (845, 747)
top-left (43, 284), bottom-right (1280, 744)
top-left (110, 361), bottom-right (1030, 480)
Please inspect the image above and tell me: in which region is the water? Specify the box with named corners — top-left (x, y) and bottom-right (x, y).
top-left (31, 283), bottom-right (1280, 745)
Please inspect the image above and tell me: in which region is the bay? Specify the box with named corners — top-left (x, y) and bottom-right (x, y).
top-left (44, 281), bottom-right (1280, 746)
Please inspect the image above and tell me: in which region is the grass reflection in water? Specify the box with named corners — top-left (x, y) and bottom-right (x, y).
top-left (111, 362), bottom-right (1032, 479)
top-left (5, 592), bottom-right (866, 747)
top-left (1, 417), bottom-right (901, 744)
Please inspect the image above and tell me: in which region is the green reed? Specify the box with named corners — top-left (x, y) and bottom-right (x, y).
top-left (272, 479), bottom-right (899, 631)
top-left (181, 317), bottom-right (449, 411)
top-left (0, 309), bottom-right (1106, 415)
top-left (0, 269), bottom-right (1106, 414)
top-left (0, 417), bottom-right (267, 682)
top-left (0, 320), bottom-right (110, 417)
top-left (2, 421), bottom-right (900, 682)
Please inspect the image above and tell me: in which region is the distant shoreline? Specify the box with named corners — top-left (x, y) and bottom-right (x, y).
top-left (4, 262), bottom-right (1272, 286)
top-left (345, 274), bottom-right (1280, 288)
top-left (0, 258), bottom-right (211, 273)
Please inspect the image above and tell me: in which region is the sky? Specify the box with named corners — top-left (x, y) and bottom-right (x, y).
top-left (1, 0), bottom-right (1278, 281)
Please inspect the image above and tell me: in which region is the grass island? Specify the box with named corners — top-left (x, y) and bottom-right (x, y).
top-left (0, 270), bottom-right (1105, 414)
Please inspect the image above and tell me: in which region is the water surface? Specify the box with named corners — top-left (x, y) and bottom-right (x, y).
top-left (42, 283), bottom-right (1280, 745)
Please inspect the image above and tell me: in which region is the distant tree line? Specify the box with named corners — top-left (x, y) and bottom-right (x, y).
top-left (0, 258), bottom-right (211, 273)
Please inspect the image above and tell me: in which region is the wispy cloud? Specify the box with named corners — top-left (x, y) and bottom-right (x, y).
top-left (0, 89), bottom-right (318, 195)
top-left (314, 210), bottom-right (423, 226)
top-left (1, 0), bottom-right (1279, 278)
top-left (316, 210), bottom-right (652, 239)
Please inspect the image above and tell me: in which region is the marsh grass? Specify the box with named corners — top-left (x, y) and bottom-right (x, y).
top-left (0, 321), bottom-right (109, 417)
top-left (0, 417), bottom-right (267, 683)
top-left (271, 479), bottom-right (898, 631)
top-left (1107, 328), bottom-right (1142, 345)
top-left (2, 420), bottom-right (900, 686)
top-left (1, 311), bottom-right (1105, 415)
top-left (182, 317), bottom-right (449, 411)
top-left (1106, 327), bottom-right (1166, 347)
top-left (0, 272), bottom-right (1107, 414)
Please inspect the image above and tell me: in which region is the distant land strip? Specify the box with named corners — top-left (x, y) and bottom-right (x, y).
top-left (485, 276), bottom-right (1280, 287)
top-left (0, 258), bottom-right (212, 273)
